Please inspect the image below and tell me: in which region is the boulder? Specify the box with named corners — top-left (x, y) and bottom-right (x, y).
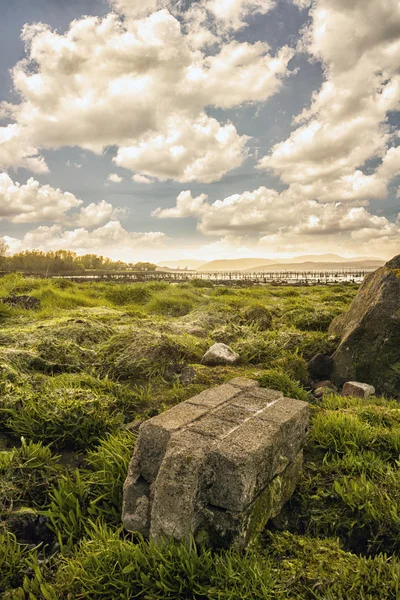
top-left (201, 343), bottom-right (239, 366)
top-left (307, 353), bottom-right (333, 380)
top-left (122, 378), bottom-right (309, 549)
top-left (342, 381), bottom-right (375, 399)
top-left (330, 255), bottom-right (400, 397)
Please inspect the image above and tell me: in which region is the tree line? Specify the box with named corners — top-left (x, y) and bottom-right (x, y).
top-left (0, 244), bottom-right (157, 274)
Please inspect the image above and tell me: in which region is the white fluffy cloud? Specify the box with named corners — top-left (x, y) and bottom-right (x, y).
top-left (152, 190), bottom-right (208, 218)
top-left (153, 184), bottom-right (400, 256)
top-left (7, 220), bottom-right (166, 262)
top-left (0, 172), bottom-right (114, 227)
top-left (0, 173), bottom-right (81, 223)
top-left (0, 124), bottom-right (48, 174)
top-left (107, 173), bottom-right (124, 183)
top-left (258, 0), bottom-right (400, 206)
top-left (0, 5), bottom-right (293, 183)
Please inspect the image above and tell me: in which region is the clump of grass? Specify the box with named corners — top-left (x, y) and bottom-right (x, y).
top-left (0, 530), bottom-right (29, 593)
top-left (241, 303), bottom-right (272, 330)
top-left (258, 368), bottom-right (309, 401)
top-left (146, 293), bottom-right (195, 317)
top-left (45, 318), bottom-right (113, 346)
top-left (0, 438), bottom-right (61, 512)
top-left (272, 352), bottom-right (309, 385)
top-left (105, 284), bottom-right (152, 305)
top-left (100, 329), bottom-right (204, 380)
top-left (265, 531), bottom-right (400, 599)
top-left (47, 470), bottom-right (90, 548)
top-left (45, 523), bottom-right (281, 599)
top-left (283, 306), bottom-right (341, 332)
top-left (34, 339), bottom-right (97, 373)
top-left (86, 430), bottom-right (136, 523)
top-left (5, 386), bottom-right (123, 450)
top-left (189, 278), bottom-right (214, 288)
top-left (289, 393), bottom-right (400, 555)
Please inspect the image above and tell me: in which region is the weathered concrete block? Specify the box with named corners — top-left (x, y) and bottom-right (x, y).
top-left (122, 379), bottom-right (309, 549)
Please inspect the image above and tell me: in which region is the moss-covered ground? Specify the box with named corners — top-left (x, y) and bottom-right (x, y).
top-left (1, 274), bottom-right (399, 598)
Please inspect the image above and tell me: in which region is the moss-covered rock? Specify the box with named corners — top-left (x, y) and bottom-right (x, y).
top-left (330, 255), bottom-right (400, 397)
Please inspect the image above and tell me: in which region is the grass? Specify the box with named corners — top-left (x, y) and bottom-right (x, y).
top-left (3, 275), bottom-right (400, 597)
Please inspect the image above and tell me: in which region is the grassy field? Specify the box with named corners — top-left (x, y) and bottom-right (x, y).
top-left (1, 274), bottom-right (400, 598)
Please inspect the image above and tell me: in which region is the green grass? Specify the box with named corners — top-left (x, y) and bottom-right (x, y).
top-left (3, 275), bottom-right (400, 598)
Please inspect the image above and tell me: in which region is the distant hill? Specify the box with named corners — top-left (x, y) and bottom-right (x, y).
top-left (157, 259), bottom-right (203, 270)
top-left (197, 255), bottom-right (384, 271)
top-left (197, 258), bottom-right (274, 271)
top-left (244, 260), bottom-right (385, 271)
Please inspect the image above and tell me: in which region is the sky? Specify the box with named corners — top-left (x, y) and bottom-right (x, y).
top-left (0, 0), bottom-right (399, 264)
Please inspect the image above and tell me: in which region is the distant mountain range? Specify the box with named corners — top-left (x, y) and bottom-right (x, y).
top-left (194, 255), bottom-right (385, 271)
top-left (158, 259), bottom-right (205, 270)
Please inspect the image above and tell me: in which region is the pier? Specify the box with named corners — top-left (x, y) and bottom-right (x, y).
top-left (0, 268), bottom-right (373, 285)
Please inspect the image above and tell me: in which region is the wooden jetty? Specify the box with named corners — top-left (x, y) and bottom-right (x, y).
top-left (0, 268), bottom-right (373, 285)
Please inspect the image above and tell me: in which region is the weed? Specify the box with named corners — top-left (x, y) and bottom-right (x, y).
top-left (258, 368), bottom-right (309, 401)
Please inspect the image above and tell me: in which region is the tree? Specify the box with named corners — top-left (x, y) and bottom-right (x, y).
top-left (0, 240), bottom-right (8, 268)
top-left (132, 262), bottom-right (157, 271)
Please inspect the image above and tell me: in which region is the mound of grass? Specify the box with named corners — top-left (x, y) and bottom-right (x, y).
top-left (0, 438), bottom-right (61, 512)
top-left (289, 393), bottom-right (400, 555)
top-left (272, 352), bottom-right (309, 385)
top-left (241, 304), bottom-right (272, 330)
top-left (45, 318), bottom-right (113, 346)
top-left (100, 329), bottom-right (205, 380)
top-left (4, 385), bottom-right (123, 450)
top-left (37, 523), bottom-right (281, 599)
top-left (282, 306), bottom-right (341, 332)
top-left (105, 284), bottom-right (152, 305)
top-left (146, 293), bottom-right (195, 317)
top-left (258, 368), bottom-right (309, 401)
top-left (265, 531), bottom-right (400, 599)
top-left (34, 339), bottom-right (97, 373)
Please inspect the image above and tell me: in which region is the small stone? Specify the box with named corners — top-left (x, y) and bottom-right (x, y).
top-left (179, 366), bottom-right (196, 385)
top-left (342, 381), bottom-right (375, 398)
top-left (313, 387), bottom-right (328, 399)
top-left (307, 353), bottom-right (333, 380)
top-left (201, 343), bottom-right (240, 366)
top-left (311, 380), bottom-right (337, 391)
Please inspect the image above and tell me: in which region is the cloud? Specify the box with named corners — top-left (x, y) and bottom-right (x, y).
top-left (114, 115), bottom-right (249, 183)
top-left (0, 172), bottom-right (82, 223)
top-left (152, 190), bottom-right (208, 218)
top-left (72, 200), bottom-right (115, 228)
top-left (132, 174), bottom-right (153, 184)
top-left (0, 172), bottom-right (115, 227)
top-left (107, 173), bottom-right (124, 183)
top-left (0, 124), bottom-right (48, 174)
top-left (1, 5), bottom-right (293, 182)
top-left (8, 220), bottom-right (167, 262)
top-left (153, 184), bottom-right (400, 256)
top-left (258, 0), bottom-right (400, 206)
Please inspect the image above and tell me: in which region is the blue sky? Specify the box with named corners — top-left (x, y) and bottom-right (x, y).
top-left (0, 0), bottom-right (399, 264)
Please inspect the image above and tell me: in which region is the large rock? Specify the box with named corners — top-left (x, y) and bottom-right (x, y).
top-left (201, 343), bottom-right (239, 366)
top-left (122, 378), bottom-right (309, 549)
top-left (330, 255), bottom-right (400, 397)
